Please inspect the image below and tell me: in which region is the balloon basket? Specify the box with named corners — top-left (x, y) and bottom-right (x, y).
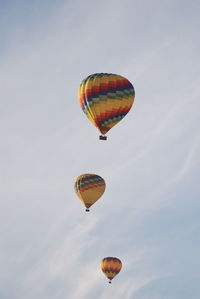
top-left (85, 208), bottom-right (90, 212)
top-left (99, 135), bottom-right (107, 140)
top-left (109, 281), bottom-right (111, 284)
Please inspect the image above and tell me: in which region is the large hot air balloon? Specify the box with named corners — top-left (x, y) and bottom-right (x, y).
top-left (101, 257), bottom-right (122, 283)
top-left (78, 73), bottom-right (135, 140)
top-left (74, 174), bottom-right (106, 211)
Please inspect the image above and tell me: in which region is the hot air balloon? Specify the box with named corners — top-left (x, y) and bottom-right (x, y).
top-left (101, 257), bottom-right (122, 283)
top-left (74, 174), bottom-right (106, 211)
top-left (78, 73), bottom-right (135, 140)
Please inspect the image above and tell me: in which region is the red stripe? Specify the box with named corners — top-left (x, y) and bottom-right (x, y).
top-left (79, 183), bottom-right (105, 192)
top-left (95, 105), bottom-right (132, 125)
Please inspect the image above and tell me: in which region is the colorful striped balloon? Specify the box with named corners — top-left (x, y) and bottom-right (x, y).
top-left (78, 73), bottom-right (135, 140)
top-left (74, 174), bottom-right (106, 211)
top-left (101, 257), bottom-right (122, 283)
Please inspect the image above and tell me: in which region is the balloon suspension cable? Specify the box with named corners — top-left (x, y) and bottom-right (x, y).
top-left (85, 208), bottom-right (90, 212)
top-left (99, 135), bottom-right (107, 141)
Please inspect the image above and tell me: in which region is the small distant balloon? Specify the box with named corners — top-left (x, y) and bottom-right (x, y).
top-left (101, 257), bottom-right (122, 283)
top-left (74, 174), bottom-right (106, 211)
top-left (78, 73), bottom-right (135, 140)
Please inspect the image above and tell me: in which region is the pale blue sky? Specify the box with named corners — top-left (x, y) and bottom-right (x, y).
top-left (0, 1), bottom-right (200, 298)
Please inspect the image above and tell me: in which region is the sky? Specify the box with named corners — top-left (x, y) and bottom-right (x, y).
top-left (0, 0), bottom-right (200, 298)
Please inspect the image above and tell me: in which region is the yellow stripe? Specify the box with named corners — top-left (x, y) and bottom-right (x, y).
top-left (79, 186), bottom-right (105, 205)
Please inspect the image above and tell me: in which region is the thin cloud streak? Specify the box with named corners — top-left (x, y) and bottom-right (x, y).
top-left (0, 1), bottom-right (200, 298)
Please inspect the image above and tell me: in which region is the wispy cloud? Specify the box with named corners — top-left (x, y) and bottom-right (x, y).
top-left (0, 1), bottom-right (200, 298)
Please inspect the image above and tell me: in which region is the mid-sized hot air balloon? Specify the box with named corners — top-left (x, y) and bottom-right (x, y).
top-left (78, 73), bottom-right (135, 140)
top-left (101, 257), bottom-right (122, 284)
top-left (74, 174), bottom-right (106, 212)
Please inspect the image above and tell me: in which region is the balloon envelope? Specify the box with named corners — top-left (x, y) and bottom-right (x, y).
top-left (78, 73), bottom-right (135, 137)
top-left (74, 174), bottom-right (106, 211)
top-left (101, 257), bottom-right (122, 283)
